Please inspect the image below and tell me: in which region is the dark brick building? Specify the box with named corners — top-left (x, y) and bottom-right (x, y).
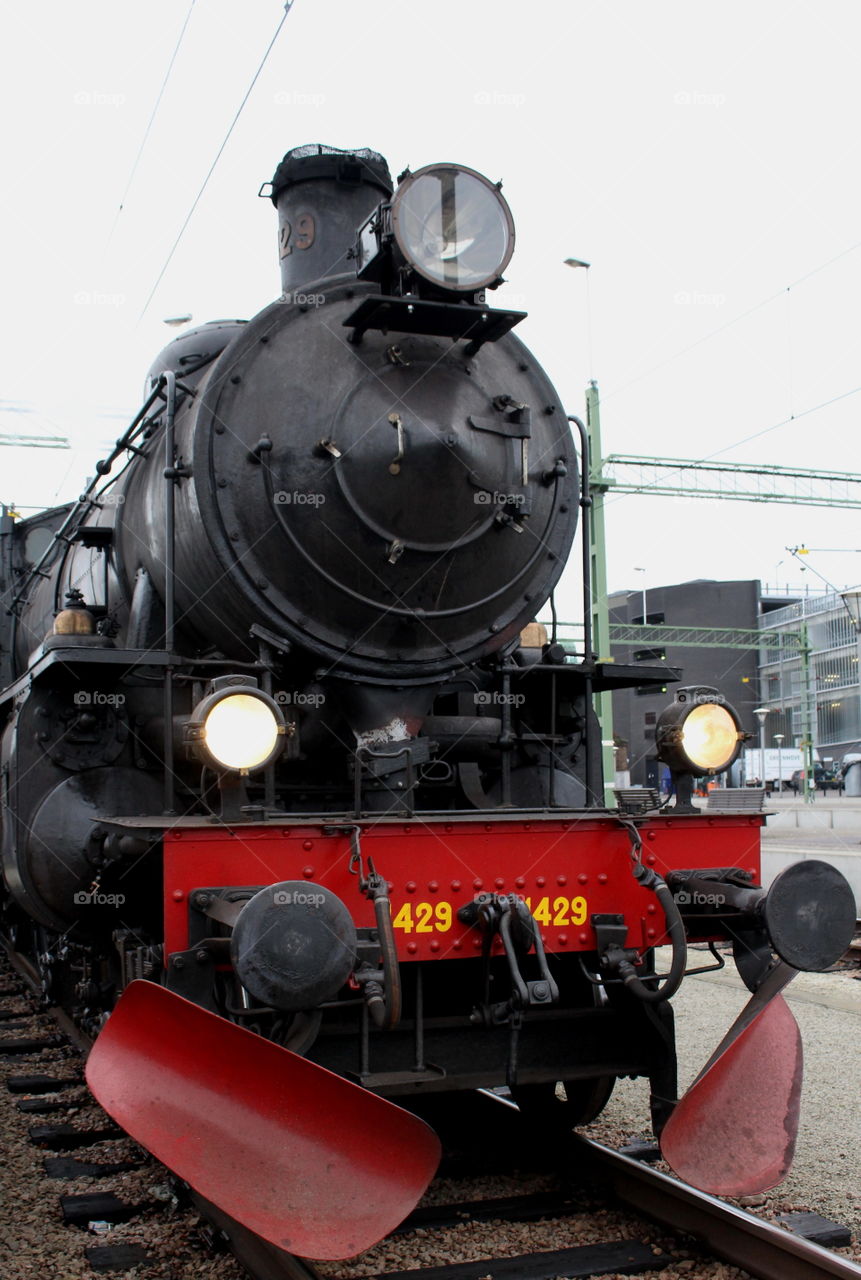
top-left (609, 579), bottom-right (763, 787)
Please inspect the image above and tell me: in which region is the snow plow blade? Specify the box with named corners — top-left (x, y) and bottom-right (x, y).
top-left (660, 962), bottom-right (802, 1196)
top-left (85, 981), bottom-right (441, 1259)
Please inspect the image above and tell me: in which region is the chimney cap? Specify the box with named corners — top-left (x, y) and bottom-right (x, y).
top-left (267, 144), bottom-right (393, 205)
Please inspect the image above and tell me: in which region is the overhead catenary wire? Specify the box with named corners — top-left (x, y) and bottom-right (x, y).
top-left (604, 235), bottom-right (861, 402)
top-left (138, 0), bottom-right (295, 323)
top-left (104, 0), bottom-right (198, 254)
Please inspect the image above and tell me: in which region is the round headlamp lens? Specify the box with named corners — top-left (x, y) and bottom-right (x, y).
top-left (391, 164), bottom-right (515, 290)
top-left (680, 703), bottom-right (739, 772)
top-left (203, 693), bottom-right (281, 772)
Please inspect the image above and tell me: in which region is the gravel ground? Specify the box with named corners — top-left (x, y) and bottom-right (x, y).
top-left (583, 950), bottom-right (861, 1256)
top-left (0, 975), bottom-right (245, 1280)
top-left (1, 956), bottom-right (858, 1280)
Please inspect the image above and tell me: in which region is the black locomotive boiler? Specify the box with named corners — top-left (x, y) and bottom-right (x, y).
top-left (0, 144), bottom-right (854, 1259)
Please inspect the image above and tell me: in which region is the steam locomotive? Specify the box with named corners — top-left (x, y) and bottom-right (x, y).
top-left (0, 144), bottom-right (854, 1260)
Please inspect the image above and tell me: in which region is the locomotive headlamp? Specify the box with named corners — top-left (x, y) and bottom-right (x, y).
top-left (390, 164), bottom-right (515, 291)
top-left (186, 682), bottom-right (286, 774)
top-left (349, 161), bottom-right (525, 348)
top-left (656, 687), bottom-right (744, 776)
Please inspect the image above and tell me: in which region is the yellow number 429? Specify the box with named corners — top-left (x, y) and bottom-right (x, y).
top-left (392, 901), bottom-right (453, 933)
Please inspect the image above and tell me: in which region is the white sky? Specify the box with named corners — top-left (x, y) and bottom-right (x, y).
top-left (2, 0), bottom-right (861, 622)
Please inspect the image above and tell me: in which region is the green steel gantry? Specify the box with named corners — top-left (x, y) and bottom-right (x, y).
top-left (570, 381), bottom-right (842, 804)
top-left (0, 433), bottom-right (70, 448)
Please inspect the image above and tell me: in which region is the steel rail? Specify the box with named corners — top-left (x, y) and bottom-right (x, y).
top-left (574, 1135), bottom-right (861, 1280)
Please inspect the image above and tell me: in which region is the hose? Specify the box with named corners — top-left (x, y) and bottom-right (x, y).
top-left (618, 863), bottom-right (687, 1003)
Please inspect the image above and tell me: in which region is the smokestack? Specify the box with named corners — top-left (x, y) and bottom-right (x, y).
top-left (267, 144), bottom-right (392, 295)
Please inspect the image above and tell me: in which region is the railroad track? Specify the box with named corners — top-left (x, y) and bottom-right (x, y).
top-left (2, 940), bottom-right (860, 1280)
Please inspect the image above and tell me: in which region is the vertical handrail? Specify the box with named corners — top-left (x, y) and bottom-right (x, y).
top-left (567, 415), bottom-right (594, 663)
top-left (568, 414), bottom-right (601, 807)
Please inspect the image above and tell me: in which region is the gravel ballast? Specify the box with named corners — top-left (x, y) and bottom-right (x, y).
top-left (584, 951), bottom-right (861, 1239)
top-left (1, 957), bottom-right (857, 1279)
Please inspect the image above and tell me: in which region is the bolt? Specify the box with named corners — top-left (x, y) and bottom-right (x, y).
top-left (533, 981), bottom-right (549, 1000)
top-left (195, 949), bottom-right (209, 964)
top-left (172, 956), bottom-right (185, 970)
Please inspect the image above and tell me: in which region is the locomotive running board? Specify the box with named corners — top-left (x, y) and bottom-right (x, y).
top-left (85, 981), bottom-right (441, 1259)
top-left (660, 961), bottom-right (802, 1196)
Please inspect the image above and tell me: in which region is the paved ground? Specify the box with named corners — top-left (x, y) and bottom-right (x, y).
top-left (755, 805), bottom-right (861, 910)
top-left (588, 956), bottom-right (861, 1233)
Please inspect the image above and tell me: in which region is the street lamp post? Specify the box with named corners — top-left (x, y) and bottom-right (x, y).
top-left (774, 733), bottom-right (784, 794)
top-left (753, 706), bottom-right (769, 788)
top-left (634, 566), bottom-right (647, 625)
top-left (564, 259), bottom-right (614, 803)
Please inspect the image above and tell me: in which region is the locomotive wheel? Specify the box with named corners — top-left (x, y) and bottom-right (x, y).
top-left (512, 1075), bottom-right (616, 1128)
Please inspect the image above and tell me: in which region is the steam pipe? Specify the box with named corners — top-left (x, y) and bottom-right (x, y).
top-left (163, 371), bottom-right (177, 812)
